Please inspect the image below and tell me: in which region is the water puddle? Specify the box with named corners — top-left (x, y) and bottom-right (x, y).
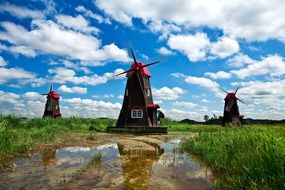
top-left (0, 134), bottom-right (213, 190)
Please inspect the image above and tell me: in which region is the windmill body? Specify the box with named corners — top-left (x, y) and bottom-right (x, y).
top-left (42, 86), bottom-right (61, 118)
top-left (222, 91), bottom-right (244, 126)
top-left (116, 61), bottom-right (160, 127)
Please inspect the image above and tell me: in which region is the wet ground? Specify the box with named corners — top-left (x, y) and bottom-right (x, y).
top-left (0, 133), bottom-right (213, 190)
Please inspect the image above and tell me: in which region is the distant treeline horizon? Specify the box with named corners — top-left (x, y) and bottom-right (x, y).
top-left (2, 114), bottom-right (285, 125)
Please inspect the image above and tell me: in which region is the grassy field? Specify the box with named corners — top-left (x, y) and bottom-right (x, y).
top-left (181, 125), bottom-right (285, 190)
top-left (0, 115), bottom-right (116, 154)
top-left (1, 115), bottom-right (284, 189)
top-left (0, 116), bottom-right (219, 154)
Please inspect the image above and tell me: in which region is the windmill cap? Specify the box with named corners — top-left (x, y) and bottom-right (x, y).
top-left (49, 90), bottom-right (60, 99)
top-left (126, 62), bottom-right (151, 77)
top-left (224, 92), bottom-right (237, 100)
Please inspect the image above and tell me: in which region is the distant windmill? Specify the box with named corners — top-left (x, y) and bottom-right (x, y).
top-left (220, 86), bottom-right (245, 126)
top-left (107, 48), bottom-right (166, 133)
top-left (42, 84), bottom-right (61, 118)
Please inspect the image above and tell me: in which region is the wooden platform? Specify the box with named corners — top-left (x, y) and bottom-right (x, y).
top-left (107, 126), bottom-right (167, 134)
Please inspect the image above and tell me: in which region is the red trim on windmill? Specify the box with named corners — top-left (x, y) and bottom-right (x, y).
top-left (147, 104), bottom-right (160, 109)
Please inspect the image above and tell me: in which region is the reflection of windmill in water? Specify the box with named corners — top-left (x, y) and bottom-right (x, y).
top-left (220, 86), bottom-right (245, 126)
top-left (117, 141), bottom-right (164, 190)
top-left (107, 47), bottom-right (167, 133)
top-left (42, 84), bottom-right (62, 118)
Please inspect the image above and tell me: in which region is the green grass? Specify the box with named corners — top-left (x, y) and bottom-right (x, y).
top-left (0, 115), bottom-right (116, 154)
top-left (180, 125), bottom-right (285, 190)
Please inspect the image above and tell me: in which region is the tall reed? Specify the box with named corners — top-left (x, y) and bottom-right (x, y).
top-left (181, 126), bottom-right (285, 189)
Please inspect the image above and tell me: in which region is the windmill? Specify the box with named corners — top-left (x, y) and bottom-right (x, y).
top-left (107, 48), bottom-right (167, 133)
top-left (220, 86), bottom-right (245, 126)
top-left (42, 84), bottom-right (62, 118)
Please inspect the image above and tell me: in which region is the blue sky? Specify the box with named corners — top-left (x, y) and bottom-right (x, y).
top-left (0, 0), bottom-right (285, 121)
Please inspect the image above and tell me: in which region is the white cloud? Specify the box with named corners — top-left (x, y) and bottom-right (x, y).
top-left (55, 14), bottom-right (100, 34)
top-left (168, 33), bottom-right (239, 62)
top-left (95, 0), bottom-right (132, 25)
top-left (75, 5), bottom-right (111, 24)
top-left (148, 21), bottom-right (181, 40)
top-left (0, 90), bottom-right (122, 119)
top-left (62, 98), bottom-right (122, 118)
top-left (173, 101), bottom-right (197, 107)
top-left (170, 72), bottom-right (187, 78)
top-left (205, 71), bottom-right (232, 80)
top-left (164, 108), bottom-right (200, 121)
top-left (141, 54), bottom-right (149, 60)
top-left (168, 33), bottom-right (210, 62)
top-left (227, 53), bottom-right (255, 68)
top-left (23, 92), bottom-right (45, 101)
top-left (231, 80), bottom-right (285, 120)
top-left (201, 98), bottom-right (210, 103)
top-left (0, 20), bottom-right (128, 65)
top-left (48, 67), bottom-right (126, 86)
top-left (62, 60), bottom-right (91, 74)
top-left (153, 100), bottom-right (163, 104)
top-left (0, 56), bottom-right (7, 67)
top-left (185, 76), bottom-right (219, 89)
top-left (152, 86), bottom-right (184, 100)
top-left (0, 90), bottom-right (20, 104)
top-left (0, 90), bottom-right (45, 118)
top-left (0, 43), bottom-right (8, 51)
top-left (210, 37), bottom-right (239, 58)
top-left (157, 47), bottom-right (175, 56)
top-left (0, 3), bottom-right (45, 19)
top-left (58, 85), bottom-right (87, 94)
top-left (103, 94), bottom-right (114, 98)
top-left (48, 67), bottom-right (107, 86)
top-left (9, 45), bottom-right (36, 57)
top-left (104, 68), bottom-right (125, 79)
top-left (231, 55), bottom-right (285, 79)
top-left (0, 67), bottom-right (36, 84)
top-left (93, 94), bottom-right (115, 99)
top-left (117, 95), bottom-right (124, 99)
top-left (95, 0), bottom-right (285, 42)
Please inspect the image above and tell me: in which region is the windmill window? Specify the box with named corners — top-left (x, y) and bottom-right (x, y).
top-left (126, 89), bottom-right (129, 96)
top-left (131, 109), bottom-right (143, 118)
top-left (145, 88), bottom-right (151, 96)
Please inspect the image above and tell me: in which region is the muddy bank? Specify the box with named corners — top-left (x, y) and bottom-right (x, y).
top-left (0, 132), bottom-right (213, 190)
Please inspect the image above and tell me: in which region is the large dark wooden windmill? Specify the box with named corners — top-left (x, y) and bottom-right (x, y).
top-left (221, 86), bottom-right (245, 126)
top-left (42, 84), bottom-right (62, 118)
top-left (107, 49), bottom-right (167, 133)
